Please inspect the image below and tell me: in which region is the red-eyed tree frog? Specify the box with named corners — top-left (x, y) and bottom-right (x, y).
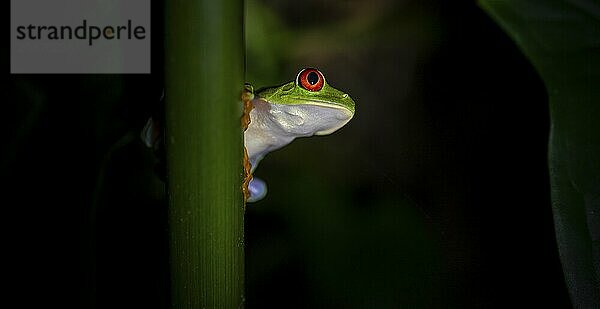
top-left (143, 68), bottom-right (355, 202)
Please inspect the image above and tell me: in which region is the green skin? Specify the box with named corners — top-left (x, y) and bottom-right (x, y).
top-left (256, 78), bottom-right (355, 115)
top-left (245, 68), bottom-right (355, 202)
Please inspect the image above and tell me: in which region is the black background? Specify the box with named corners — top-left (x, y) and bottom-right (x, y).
top-left (6, 0), bottom-right (571, 308)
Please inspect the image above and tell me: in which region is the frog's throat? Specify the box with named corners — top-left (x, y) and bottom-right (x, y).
top-left (259, 98), bottom-right (353, 135)
top-left (243, 98), bottom-right (352, 172)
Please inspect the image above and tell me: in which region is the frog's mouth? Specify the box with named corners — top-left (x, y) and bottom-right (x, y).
top-left (266, 100), bottom-right (354, 136)
top-left (295, 98), bottom-right (355, 115)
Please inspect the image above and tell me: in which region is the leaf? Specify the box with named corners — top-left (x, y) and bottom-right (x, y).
top-left (478, 0), bottom-right (600, 306)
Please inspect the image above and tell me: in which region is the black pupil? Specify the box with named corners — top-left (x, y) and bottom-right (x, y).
top-left (307, 71), bottom-right (319, 85)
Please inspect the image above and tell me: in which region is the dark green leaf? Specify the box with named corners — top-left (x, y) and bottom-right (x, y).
top-left (479, 0), bottom-right (600, 306)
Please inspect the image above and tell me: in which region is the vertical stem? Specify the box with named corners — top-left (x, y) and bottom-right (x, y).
top-left (164, 0), bottom-right (245, 307)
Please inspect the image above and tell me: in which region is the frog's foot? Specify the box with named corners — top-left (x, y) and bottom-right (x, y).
top-left (241, 85), bottom-right (256, 203)
top-left (247, 177), bottom-right (267, 203)
top-left (141, 117), bottom-right (161, 149)
top-left (242, 146), bottom-right (252, 202)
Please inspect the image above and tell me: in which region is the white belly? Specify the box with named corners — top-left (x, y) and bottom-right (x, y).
top-left (244, 99), bottom-right (295, 172)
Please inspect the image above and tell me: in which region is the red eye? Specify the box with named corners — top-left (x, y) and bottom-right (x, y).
top-left (297, 68), bottom-right (324, 92)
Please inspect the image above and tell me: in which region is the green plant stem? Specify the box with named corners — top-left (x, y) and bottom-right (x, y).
top-left (164, 0), bottom-right (245, 307)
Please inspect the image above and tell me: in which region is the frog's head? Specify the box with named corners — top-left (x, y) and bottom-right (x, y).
top-left (255, 68), bottom-right (355, 135)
